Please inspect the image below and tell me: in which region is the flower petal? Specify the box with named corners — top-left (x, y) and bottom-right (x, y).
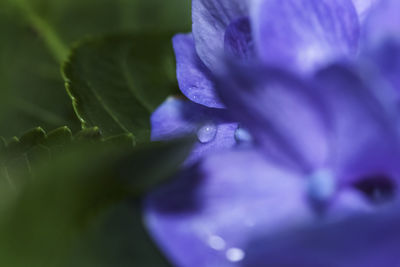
top-left (151, 97), bottom-right (237, 164)
top-left (314, 64), bottom-right (400, 184)
top-left (192, 0), bottom-right (251, 70)
top-left (361, 0), bottom-right (400, 97)
top-left (366, 40), bottom-right (400, 97)
top-left (252, 0), bottom-right (360, 73)
top-left (216, 62), bottom-right (400, 177)
top-left (144, 149), bottom-right (373, 267)
top-left (173, 34), bottom-right (224, 108)
top-left (363, 0), bottom-right (400, 46)
top-left (216, 63), bottom-right (331, 172)
top-left (352, 0), bottom-right (380, 22)
top-left (244, 209), bottom-right (400, 267)
top-left (144, 149), bottom-right (312, 267)
top-left (224, 17), bottom-right (254, 60)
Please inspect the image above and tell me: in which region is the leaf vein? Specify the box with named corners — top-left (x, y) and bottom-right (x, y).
top-left (119, 54), bottom-right (153, 112)
top-left (87, 82), bottom-right (131, 134)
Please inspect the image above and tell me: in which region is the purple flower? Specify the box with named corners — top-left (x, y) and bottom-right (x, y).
top-left (151, 96), bottom-right (237, 164)
top-left (145, 0), bottom-right (400, 266)
top-left (353, 0), bottom-right (380, 20)
top-left (245, 208), bottom-right (400, 266)
top-left (150, 35), bottom-right (239, 164)
top-left (174, 0), bottom-right (379, 105)
top-left (145, 62), bottom-right (400, 266)
top-left (152, 0), bottom-right (385, 162)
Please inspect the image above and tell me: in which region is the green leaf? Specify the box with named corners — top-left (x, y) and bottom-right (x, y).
top-left (116, 137), bottom-right (194, 196)
top-left (74, 126), bottom-right (102, 142)
top-left (0, 137), bottom-right (193, 267)
top-left (18, 127), bottom-right (47, 152)
top-left (43, 126), bottom-right (73, 147)
top-left (70, 201), bottom-right (172, 267)
top-left (0, 4), bottom-right (78, 137)
top-left (0, 0), bottom-right (190, 138)
top-left (63, 34), bottom-right (179, 141)
top-left (10, 0), bottom-right (191, 48)
top-left (0, 126), bottom-right (135, 189)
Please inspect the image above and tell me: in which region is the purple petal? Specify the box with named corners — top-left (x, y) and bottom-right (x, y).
top-left (192, 0), bottom-right (250, 70)
top-left (173, 34), bottom-right (224, 108)
top-left (144, 149), bottom-right (312, 267)
top-left (244, 208), bottom-right (400, 267)
top-left (363, 0), bottom-right (400, 47)
top-left (144, 149), bottom-right (373, 267)
top-left (151, 97), bottom-right (237, 164)
top-left (361, 0), bottom-right (400, 97)
top-left (224, 17), bottom-right (254, 60)
top-left (216, 62), bottom-right (400, 178)
top-left (216, 63), bottom-right (331, 172)
top-left (352, 0), bottom-right (380, 22)
top-left (314, 65), bottom-right (400, 185)
top-left (252, 0), bottom-right (360, 73)
top-left (366, 40), bottom-right (400, 96)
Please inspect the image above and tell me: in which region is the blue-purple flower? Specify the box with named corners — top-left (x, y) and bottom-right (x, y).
top-left (146, 0), bottom-right (400, 266)
top-left (151, 0), bottom-right (384, 163)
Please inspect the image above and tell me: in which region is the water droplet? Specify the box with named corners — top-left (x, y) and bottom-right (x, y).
top-left (197, 122), bottom-right (217, 144)
top-left (208, 235), bottom-right (226, 250)
top-left (235, 126), bottom-right (253, 144)
top-left (308, 169), bottom-right (336, 204)
top-left (190, 92), bottom-right (198, 100)
top-left (226, 248), bottom-right (245, 262)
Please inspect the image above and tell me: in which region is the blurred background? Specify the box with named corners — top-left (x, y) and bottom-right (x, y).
top-left (0, 0), bottom-right (192, 266)
top-left (0, 0), bottom-right (190, 137)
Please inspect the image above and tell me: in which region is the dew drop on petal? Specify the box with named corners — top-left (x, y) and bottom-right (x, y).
top-left (234, 126), bottom-right (253, 144)
top-left (226, 248), bottom-right (245, 262)
top-left (190, 91), bottom-right (198, 101)
top-left (197, 122), bottom-right (217, 144)
top-left (208, 235), bottom-right (226, 250)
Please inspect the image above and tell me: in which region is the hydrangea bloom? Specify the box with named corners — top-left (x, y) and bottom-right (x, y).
top-left (151, 0), bottom-right (382, 163)
top-left (146, 0), bottom-right (400, 266)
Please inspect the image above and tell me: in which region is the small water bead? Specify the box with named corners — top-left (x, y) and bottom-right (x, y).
top-left (234, 126), bottom-right (253, 144)
top-left (208, 235), bottom-right (226, 251)
top-left (226, 248), bottom-right (245, 262)
top-left (307, 169), bottom-right (336, 209)
top-left (197, 122), bottom-right (217, 144)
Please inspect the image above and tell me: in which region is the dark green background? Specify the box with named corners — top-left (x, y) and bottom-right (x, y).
top-left (0, 1), bottom-right (193, 266)
top-left (0, 0), bottom-right (190, 138)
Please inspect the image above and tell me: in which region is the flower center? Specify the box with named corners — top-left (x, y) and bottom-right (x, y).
top-left (307, 169), bottom-right (336, 214)
top-left (353, 175), bottom-right (396, 204)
